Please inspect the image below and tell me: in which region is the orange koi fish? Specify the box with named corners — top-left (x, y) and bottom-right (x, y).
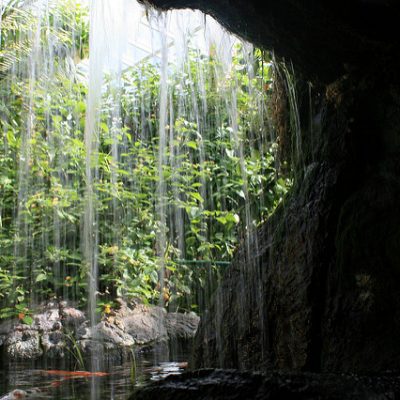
top-left (41, 370), bottom-right (109, 378)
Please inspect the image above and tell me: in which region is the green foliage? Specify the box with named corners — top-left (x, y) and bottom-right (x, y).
top-left (0, 1), bottom-right (291, 319)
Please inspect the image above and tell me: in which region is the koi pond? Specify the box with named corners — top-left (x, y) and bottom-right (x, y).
top-left (0, 344), bottom-right (189, 399)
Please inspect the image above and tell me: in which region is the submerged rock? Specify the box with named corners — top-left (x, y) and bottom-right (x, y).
top-left (0, 388), bottom-right (43, 400)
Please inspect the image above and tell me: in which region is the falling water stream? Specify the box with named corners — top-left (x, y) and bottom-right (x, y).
top-left (0, 0), bottom-right (293, 398)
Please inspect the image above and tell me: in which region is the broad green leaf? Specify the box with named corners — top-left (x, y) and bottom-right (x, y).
top-left (35, 273), bottom-right (47, 283)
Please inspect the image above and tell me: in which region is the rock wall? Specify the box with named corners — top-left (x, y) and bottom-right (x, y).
top-left (143, 0), bottom-right (400, 372)
top-left (195, 70), bottom-right (400, 372)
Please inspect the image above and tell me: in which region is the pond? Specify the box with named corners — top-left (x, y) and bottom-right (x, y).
top-left (0, 344), bottom-right (190, 399)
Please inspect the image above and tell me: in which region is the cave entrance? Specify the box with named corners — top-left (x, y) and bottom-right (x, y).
top-left (0, 0), bottom-right (294, 395)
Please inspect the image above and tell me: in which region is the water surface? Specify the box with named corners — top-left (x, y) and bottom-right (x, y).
top-left (0, 344), bottom-right (189, 399)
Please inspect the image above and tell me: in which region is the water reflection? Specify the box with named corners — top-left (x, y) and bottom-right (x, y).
top-left (0, 344), bottom-right (190, 399)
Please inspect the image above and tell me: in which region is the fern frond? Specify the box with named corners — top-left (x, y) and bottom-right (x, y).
top-left (0, 39), bottom-right (33, 73)
top-left (1, 7), bottom-right (35, 33)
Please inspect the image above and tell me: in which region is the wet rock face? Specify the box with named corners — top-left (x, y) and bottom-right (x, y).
top-left (193, 74), bottom-right (400, 372)
top-left (141, 0), bottom-right (400, 83)
top-left (132, 369), bottom-right (400, 400)
top-left (142, 0), bottom-right (400, 374)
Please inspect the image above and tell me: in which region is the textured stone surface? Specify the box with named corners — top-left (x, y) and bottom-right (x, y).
top-left (60, 306), bottom-right (86, 330)
top-left (0, 301), bottom-right (199, 361)
top-left (193, 74), bottom-right (400, 372)
top-left (5, 327), bottom-right (42, 359)
top-left (77, 320), bottom-right (135, 361)
top-left (122, 304), bottom-right (168, 345)
top-left (132, 369), bottom-right (400, 400)
top-left (142, 0), bottom-right (400, 374)
top-left (41, 330), bottom-right (66, 358)
top-left (141, 0), bottom-right (400, 83)
top-left (34, 307), bottom-right (59, 332)
top-left (165, 312), bottom-right (200, 341)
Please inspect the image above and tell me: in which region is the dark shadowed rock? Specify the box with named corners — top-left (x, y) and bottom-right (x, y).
top-left (0, 320), bottom-right (15, 347)
top-left (141, 0), bottom-right (400, 375)
top-left (165, 312), bottom-right (200, 340)
top-left (132, 369), bottom-right (400, 400)
top-left (193, 74), bottom-right (400, 372)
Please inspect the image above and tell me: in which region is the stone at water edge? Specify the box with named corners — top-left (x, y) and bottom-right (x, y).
top-left (59, 303), bottom-right (86, 329)
top-left (5, 327), bottom-right (43, 359)
top-left (131, 369), bottom-right (400, 400)
top-left (76, 319), bottom-right (135, 361)
top-left (34, 307), bottom-right (59, 332)
top-left (0, 301), bottom-right (83, 360)
top-left (165, 312), bottom-right (200, 340)
top-left (120, 303), bottom-right (169, 345)
top-left (0, 300), bottom-right (200, 360)
top-left (41, 329), bottom-right (66, 358)
top-left (0, 388), bottom-right (44, 400)
top-left (0, 389), bottom-right (27, 400)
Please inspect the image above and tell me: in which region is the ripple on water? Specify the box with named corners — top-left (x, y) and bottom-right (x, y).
top-left (0, 346), bottom-right (190, 400)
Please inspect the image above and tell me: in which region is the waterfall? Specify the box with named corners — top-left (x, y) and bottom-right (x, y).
top-left (0, 0), bottom-right (291, 386)
top-left (84, 0), bottom-right (129, 373)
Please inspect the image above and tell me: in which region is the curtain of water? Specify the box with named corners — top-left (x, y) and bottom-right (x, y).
top-left (13, 2), bottom-right (43, 305)
top-left (84, 0), bottom-right (104, 372)
top-left (84, 0), bottom-right (128, 372)
top-left (0, 0), bottom-right (291, 377)
top-left (155, 13), bottom-right (169, 308)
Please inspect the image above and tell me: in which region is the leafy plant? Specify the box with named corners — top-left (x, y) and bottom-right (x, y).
top-left (0, 1), bottom-right (291, 319)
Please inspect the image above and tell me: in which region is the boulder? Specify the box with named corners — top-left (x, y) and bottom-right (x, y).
top-left (60, 305), bottom-right (86, 330)
top-left (77, 320), bottom-right (135, 353)
top-left (41, 330), bottom-right (66, 358)
top-left (34, 307), bottom-right (59, 332)
top-left (0, 389), bottom-right (28, 400)
top-left (121, 304), bottom-right (168, 345)
top-left (5, 326), bottom-right (42, 359)
top-left (0, 300), bottom-right (199, 362)
top-left (165, 312), bottom-right (200, 341)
